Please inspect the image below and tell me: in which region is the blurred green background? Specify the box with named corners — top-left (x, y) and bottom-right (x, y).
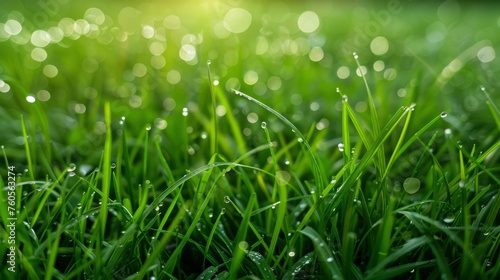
top-left (0, 0), bottom-right (499, 167)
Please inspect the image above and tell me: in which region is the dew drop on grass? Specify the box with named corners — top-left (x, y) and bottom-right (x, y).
top-left (111, 163), bottom-right (116, 169)
top-left (238, 241), bottom-right (249, 250)
top-left (440, 112), bottom-right (448, 118)
top-left (443, 213), bottom-right (455, 223)
top-left (69, 172), bottom-right (76, 177)
top-left (67, 163), bottom-right (76, 172)
top-left (221, 208), bottom-right (226, 214)
top-left (445, 128), bottom-right (452, 135)
top-left (182, 107), bottom-right (188, 116)
top-left (224, 196), bottom-right (231, 203)
top-left (326, 257), bottom-right (333, 262)
top-left (403, 177), bottom-right (420, 194)
top-left (342, 95), bottom-right (348, 102)
top-left (288, 250), bottom-right (296, 257)
top-left (298, 137), bottom-right (304, 143)
top-left (457, 141), bottom-right (463, 149)
top-left (146, 125), bottom-right (152, 131)
top-left (353, 52), bottom-right (359, 60)
top-left (261, 121), bottom-right (267, 129)
top-left (338, 143), bottom-right (344, 152)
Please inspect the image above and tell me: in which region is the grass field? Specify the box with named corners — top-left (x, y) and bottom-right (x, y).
top-left (1, 0), bottom-right (500, 279)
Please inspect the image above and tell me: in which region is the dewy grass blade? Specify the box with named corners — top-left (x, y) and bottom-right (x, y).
top-left (353, 52), bottom-right (385, 174)
top-left (20, 115), bottom-right (34, 180)
top-left (266, 175), bottom-right (288, 264)
top-left (207, 60), bottom-right (219, 155)
top-left (134, 202), bottom-right (189, 280)
top-left (300, 226), bottom-right (343, 279)
top-left (215, 86), bottom-right (248, 157)
top-left (228, 193), bottom-right (256, 280)
top-left (231, 89), bottom-right (324, 192)
top-left (204, 208), bottom-right (226, 264)
top-left (338, 87), bottom-right (351, 164)
top-left (365, 236), bottom-right (429, 279)
top-left (99, 102), bottom-right (113, 238)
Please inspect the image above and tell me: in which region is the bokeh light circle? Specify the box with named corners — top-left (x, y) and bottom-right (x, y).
top-left (223, 8), bottom-right (252, 34)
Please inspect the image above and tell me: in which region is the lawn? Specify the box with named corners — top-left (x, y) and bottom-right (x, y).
top-left (1, 0), bottom-right (499, 279)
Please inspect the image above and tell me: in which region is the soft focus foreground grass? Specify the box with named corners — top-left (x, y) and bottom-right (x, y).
top-left (0, 1), bottom-right (499, 279)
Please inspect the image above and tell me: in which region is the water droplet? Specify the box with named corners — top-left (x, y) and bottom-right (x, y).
top-left (288, 251), bottom-right (296, 257)
top-left (444, 128), bottom-right (452, 135)
top-left (238, 241), bottom-right (249, 250)
top-left (121, 116), bottom-right (126, 121)
top-left (403, 177), bottom-right (420, 194)
top-left (207, 60), bottom-right (211, 65)
top-left (338, 143), bottom-right (344, 152)
top-left (297, 138), bottom-right (304, 143)
top-left (111, 163), bottom-right (116, 169)
top-left (342, 95), bottom-right (348, 102)
top-left (221, 208), bottom-right (226, 214)
top-left (459, 181), bottom-right (465, 188)
top-left (480, 85), bottom-right (486, 91)
top-left (68, 172), bottom-right (76, 177)
top-left (353, 52), bottom-right (358, 59)
top-left (443, 213), bottom-right (455, 223)
top-left (224, 196), bottom-right (231, 203)
top-left (406, 103), bottom-right (416, 111)
top-left (440, 112), bottom-right (448, 118)
top-left (457, 141), bottom-right (463, 149)
top-left (67, 163), bottom-right (76, 172)
top-left (336, 87), bottom-right (340, 93)
top-left (285, 160), bottom-right (290, 165)
top-left (146, 125), bottom-right (152, 131)
top-left (326, 257), bottom-right (333, 262)
top-left (182, 107), bottom-right (188, 116)
top-left (77, 203), bottom-right (82, 209)
top-left (261, 121), bottom-right (267, 129)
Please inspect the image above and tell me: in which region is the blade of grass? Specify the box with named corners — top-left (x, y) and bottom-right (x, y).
top-left (231, 89), bottom-right (324, 193)
top-left (300, 226), bottom-right (343, 279)
top-left (20, 115), bottom-right (34, 180)
top-left (134, 202), bottom-right (189, 280)
top-left (228, 193), bottom-right (256, 279)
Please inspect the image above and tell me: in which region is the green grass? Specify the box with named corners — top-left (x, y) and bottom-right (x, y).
top-left (1, 1), bottom-right (500, 279)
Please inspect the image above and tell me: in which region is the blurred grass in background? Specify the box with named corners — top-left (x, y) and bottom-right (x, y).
top-left (1, 0), bottom-right (498, 163)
